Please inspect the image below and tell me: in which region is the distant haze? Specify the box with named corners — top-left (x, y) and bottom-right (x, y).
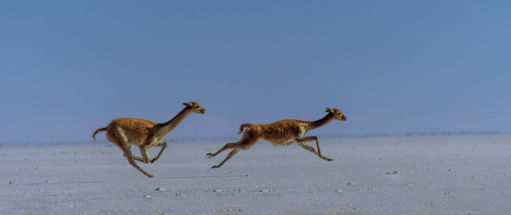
top-left (1, 1), bottom-right (510, 143)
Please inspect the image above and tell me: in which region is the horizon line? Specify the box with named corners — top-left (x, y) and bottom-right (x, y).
top-left (2, 130), bottom-right (510, 148)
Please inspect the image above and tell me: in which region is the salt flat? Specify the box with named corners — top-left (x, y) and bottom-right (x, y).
top-left (1, 136), bottom-right (510, 215)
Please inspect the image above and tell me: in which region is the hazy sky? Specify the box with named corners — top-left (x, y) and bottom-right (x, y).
top-left (1, 1), bottom-right (510, 143)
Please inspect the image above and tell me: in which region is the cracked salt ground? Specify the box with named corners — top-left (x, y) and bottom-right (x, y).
top-left (1, 137), bottom-right (511, 214)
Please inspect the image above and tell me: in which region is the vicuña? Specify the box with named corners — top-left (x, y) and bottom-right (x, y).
top-left (93, 102), bottom-right (206, 177)
top-left (207, 108), bottom-right (346, 168)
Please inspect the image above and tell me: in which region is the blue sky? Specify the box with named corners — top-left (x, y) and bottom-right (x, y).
top-left (1, 1), bottom-right (510, 143)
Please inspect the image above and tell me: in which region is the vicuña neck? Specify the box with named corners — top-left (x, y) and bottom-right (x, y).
top-left (308, 113), bottom-right (334, 130)
top-left (156, 106), bottom-right (192, 136)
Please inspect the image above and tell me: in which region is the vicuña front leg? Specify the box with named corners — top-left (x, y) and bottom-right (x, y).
top-left (122, 145), bottom-right (144, 161)
top-left (297, 136), bottom-right (333, 161)
top-left (151, 141), bottom-right (167, 163)
top-left (136, 146), bottom-right (152, 163)
top-left (126, 146), bottom-right (146, 162)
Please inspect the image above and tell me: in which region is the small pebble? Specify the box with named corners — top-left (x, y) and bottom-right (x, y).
top-left (144, 195), bottom-right (151, 198)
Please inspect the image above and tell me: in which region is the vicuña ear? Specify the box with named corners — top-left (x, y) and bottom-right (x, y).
top-left (325, 108), bottom-right (333, 113)
top-left (183, 103), bottom-right (191, 107)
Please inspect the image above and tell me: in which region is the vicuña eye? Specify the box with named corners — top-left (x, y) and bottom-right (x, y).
top-left (337, 113), bottom-right (341, 115)
top-left (195, 106), bottom-right (200, 108)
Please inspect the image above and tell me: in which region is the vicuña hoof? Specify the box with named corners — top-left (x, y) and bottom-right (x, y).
top-left (322, 157), bottom-right (333, 161)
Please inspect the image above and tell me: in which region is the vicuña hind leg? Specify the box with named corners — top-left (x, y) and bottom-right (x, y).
top-left (112, 139), bottom-right (153, 178)
top-left (108, 127), bottom-right (153, 177)
top-left (121, 145), bottom-right (153, 178)
top-left (212, 149), bottom-right (239, 168)
top-left (208, 137), bottom-right (259, 168)
top-left (297, 136), bottom-right (332, 161)
top-left (207, 143), bottom-right (236, 157)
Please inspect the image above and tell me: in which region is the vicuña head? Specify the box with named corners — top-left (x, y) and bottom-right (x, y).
top-left (92, 101), bottom-right (205, 178)
top-left (184, 101), bottom-right (206, 114)
top-left (326, 108), bottom-right (347, 121)
top-left (207, 107), bottom-right (346, 168)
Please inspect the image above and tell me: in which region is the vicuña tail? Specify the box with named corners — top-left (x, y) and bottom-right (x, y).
top-left (238, 123), bottom-right (254, 134)
top-left (92, 127), bottom-right (107, 141)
